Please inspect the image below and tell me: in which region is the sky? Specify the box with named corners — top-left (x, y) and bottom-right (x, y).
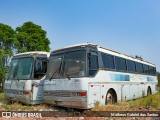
top-left (0, 0), bottom-right (160, 71)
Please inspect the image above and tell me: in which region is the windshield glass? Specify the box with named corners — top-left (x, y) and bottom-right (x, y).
top-left (7, 57), bottom-right (33, 80)
top-left (46, 50), bottom-right (86, 79)
top-left (47, 54), bottom-right (63, 79)
top-left (63, 51), bottom-right (86, 78)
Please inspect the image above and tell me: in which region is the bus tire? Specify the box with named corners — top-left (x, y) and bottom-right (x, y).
top-left (105, 89), bottom-right (117, 104)
top-left (147, 87), bottom-right (152, 96)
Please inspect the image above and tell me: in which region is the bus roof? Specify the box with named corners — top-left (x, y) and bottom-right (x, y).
top-left (52, 43), bottom-right (155, 67)
top-left (14, 51), bottom-right (50, 58)
top-left (98, 46), bottom-right (155, 67)
top-left (53, 43), bottom-right (97, 52)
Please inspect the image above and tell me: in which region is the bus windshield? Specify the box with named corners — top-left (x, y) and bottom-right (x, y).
top-left (47, 50), bottom-right (86, 79)
top-left (7, 57), bottom-right (33, 80)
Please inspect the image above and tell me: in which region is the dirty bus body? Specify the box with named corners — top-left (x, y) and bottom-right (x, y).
top-left (44, 44), bottom-right (158, 109)
top-left (4, 51), bottom-right (49, 105)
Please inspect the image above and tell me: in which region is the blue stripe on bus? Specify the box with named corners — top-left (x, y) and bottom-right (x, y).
top-left (109, 74), bottom-right (130, 81)
top-left (147, 77), bottom-right (155, 82)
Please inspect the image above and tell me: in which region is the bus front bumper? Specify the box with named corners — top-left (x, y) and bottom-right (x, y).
top-left (4, 93), bottom-right (42, 105)
top-left (44, 96), bottom-right (88, 109)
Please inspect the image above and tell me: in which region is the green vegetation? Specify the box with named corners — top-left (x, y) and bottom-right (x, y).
top-left (0, 88), bottom-right (5, 102)
top-left (15, 21), bottom-right (50, 53)
top-left (0, 23), bottom-right (16, 86)
top-left (92, 92), bottom-right (160, 111)
top-left (0, 87), bottom-right (3, 93)
top-left (0, 93), bottom-right (4, 100)
top-left (0, 21), bottom-right (50, 87)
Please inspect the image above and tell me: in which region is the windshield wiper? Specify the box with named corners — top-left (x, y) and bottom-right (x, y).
top-left (49, 61), bottom-right (62, 81)
top-left (64, 70), bottom-right (71, 80)
top-left (63, 61), bottom-right (71, 80)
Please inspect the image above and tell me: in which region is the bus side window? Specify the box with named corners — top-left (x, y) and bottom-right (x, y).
top-left (115, 57), bottom-right (127, 71)
top-left (136, 62), bottom-right (144, 73)
top-left (149, 66), bottom-right (156, 75)
top-left (101, 53), bottom-right (115, 69)
top-left (88, 52), bottom-right (99, 76)
top-left (127, 60), bottom-right (136, 72)
top-left (34, 58), bottom-right (48, 79)
top-left (143, 64), bottom-right (149, 74)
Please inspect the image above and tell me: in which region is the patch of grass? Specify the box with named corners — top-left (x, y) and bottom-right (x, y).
top-left (0, 92), bottom-right (49, 111)
top-left (128, 92), bottom-right (160, 110)
top-left (1, 102), bottom-right (49, 111)
top-left (0, 87), bottom-right (3, 93)
top-left (0, 92), bottom-right (5, 102)
top-left (92, 102), bottom-right (132, 111)
top-left (92, 92), bottom-right (160, 111)
top-left (0, 87), bottom-right (5, 102)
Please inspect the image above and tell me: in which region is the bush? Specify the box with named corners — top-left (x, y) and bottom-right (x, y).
top-left (0, 87), bottom-right (3, 93)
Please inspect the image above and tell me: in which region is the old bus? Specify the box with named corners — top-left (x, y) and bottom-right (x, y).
top-left (4, 51), bottom-right (49, 105)
top-left (44, 44), bottom-right (158, 109)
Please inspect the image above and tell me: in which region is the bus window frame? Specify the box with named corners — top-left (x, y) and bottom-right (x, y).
top-left (115, 56), bottom-right (127, 72)
top-left (88, 51), bottom-right (99, 77)
top-left (101, 52), bottom-right (115, 70)
top-left (33, 57), bottom-right (48, 80)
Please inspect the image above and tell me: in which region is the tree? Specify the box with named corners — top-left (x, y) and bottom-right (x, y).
top-left (15, 21), bottom-right (50, 53)
top-left (0, 23), bottom-right (16, 86)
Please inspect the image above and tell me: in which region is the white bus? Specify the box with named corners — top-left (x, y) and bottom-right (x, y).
top-left (4, 51), bottom-right (49, 105)
top-left (44, 43), bottom-right (158, 109)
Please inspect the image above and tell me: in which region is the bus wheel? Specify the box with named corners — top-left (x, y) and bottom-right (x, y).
top-left (147, 87), bottom-right (152, 96)
top-left (105, 89), bottom-right (117, 104)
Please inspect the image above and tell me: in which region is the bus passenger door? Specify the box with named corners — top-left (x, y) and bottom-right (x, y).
top-left (32, 58), bottom-right (48, 103)
top-left (88, 85), bottom-right (101, 107)
top-left (32, 80), bottom-right (44, 102)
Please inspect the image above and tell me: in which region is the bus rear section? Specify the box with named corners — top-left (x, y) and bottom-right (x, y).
top-left (4, 51), bottom-right (49, 105)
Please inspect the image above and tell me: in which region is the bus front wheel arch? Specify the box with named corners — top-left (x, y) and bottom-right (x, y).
top-left (105, 89), bottom-right (117, 105)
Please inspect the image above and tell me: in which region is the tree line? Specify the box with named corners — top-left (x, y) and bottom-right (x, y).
top-left (0, 21), bottom-right (50, 86)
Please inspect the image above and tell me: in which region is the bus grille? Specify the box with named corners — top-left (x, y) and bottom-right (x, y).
top-left (44, 91), bottom-right (87, 97)
top-left (5, 89), bottom-right (23, 95)
top-left (45, 91), bottom-right (71, 97)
